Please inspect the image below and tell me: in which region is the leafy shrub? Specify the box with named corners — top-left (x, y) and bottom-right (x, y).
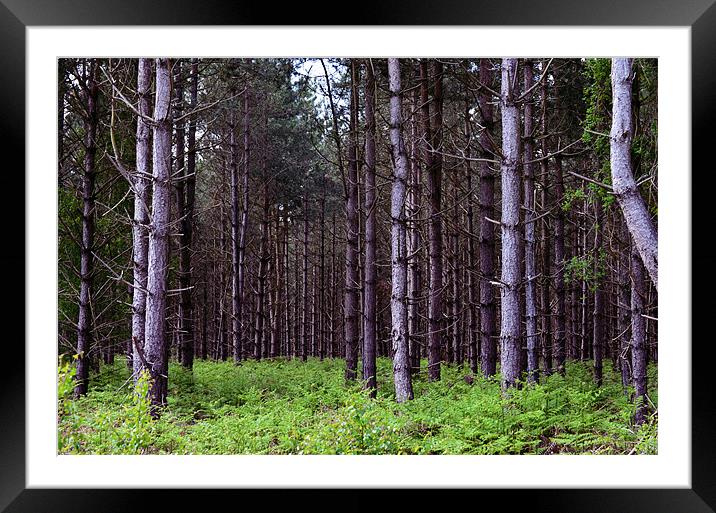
top-left (58, 356), bottom-right (657, 455)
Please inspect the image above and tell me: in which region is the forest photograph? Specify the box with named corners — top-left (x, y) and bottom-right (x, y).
top-left (57, 56), bottom-right (658, 456)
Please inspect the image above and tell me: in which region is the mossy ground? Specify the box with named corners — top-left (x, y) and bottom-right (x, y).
top-left (58, 356), bottom-right (657, 455)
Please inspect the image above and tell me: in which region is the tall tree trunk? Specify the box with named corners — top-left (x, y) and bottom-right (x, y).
top-left (178, 59), bottom-right (198, 369)
top-left (421, 59), bottom-right (444, 381)
top-left (330, 213), bottom-right (337, 359)
top-left (229, 92), bottom-right (241, 363)
top-left (571, 225), bottom-right (581, 361)
top-left (144, 57), bottom-right (173, 415)
top-left (271, 216), bottom-right (282, 358)
top-left (593, 195), bottom-right (604, 386)
top-left (618, 228), bottom-right (632, 392)
top-left (388, 58), bottom-right (414, 402)
top-left (58, 60), bottom-right (67, 177)
top-left (408, 81), bottom-right (423, 375)
top-left (540, 66), bottom-right (552, 376)
top-left (631, 244), bottom-right (648, 425)
top-left (362, 59), bottom-right (377, 396)
top-left (74, 59), bottom-right (98, 398)
top-left (294, 233), bottom-right (301, 359)
top-left (302, 194), bottom-right (309, 362)
top-left (201, 274), bottom-right (208, 359)
top-left (554, 155), bottom-right (567, 375)
top-left (173, 60), bottom-right (186, 366)
top-left (478, 58), bottom-right (498, 378)
top-left (523, 61), bottom-right (539, 384)
top-left (284, 225), bottom-right (292, 358)
top-left (580, 205), bottom-right (589, 360)
top-left (254, 185), bottom-right (270, 360)
top-left (318, 194), bottom-right (326, 360)
top-left (450, 178), bottom-right (462, 365)
top-left (464, 72), bottom-right (479, 375)
top-left (311, 263), bottom-right (317, 356)
top-left (175, 59), bottom-right (198, 369)
top-left (344, 59), bottom-right (361, 381)
top-left (610, 58), bottom-right (658, 289)
top-left (234, 89), bottom-right (250, 363)
top-left (131, 58), bottom-right (151, 382)
top-left (499, 58), bottom-right (522, 390)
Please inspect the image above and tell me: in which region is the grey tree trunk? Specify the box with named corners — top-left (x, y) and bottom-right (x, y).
top-left (499, 58), bottom-right (522, 390)
top-left (362, 59), bottom-right (377, 396)
top-left (463, 73), bottom-right (479, 376)
top-left (74, 59), bottom-right (98, 398)
top-left (344, 59), bottom-right (361, 381)
top-left (593, 195), bottom-right (604, 386)
top-left (175, 59), bottom-right (197, 369)
top-left (388, 58), bottom-right (414, 403)
top-left (232, 92), bottom-right (251, 362)
top-left (131, 58), bottom-right (152, 383)
top-left (421, 59), bottom-right (444, 381)
top-left (631, 244), bottom-right (648, 425)
top-left (302, 193), bottom-right (309, 362)
top-left (172, 61), bottom-right (186, 366)
top-left (311, 263), bottom-right (317, 356)
top-left (330, 213), bottom-right (337, 359)
top-left (408, 82), bottom-right (423, 375)
top-left (233, 89), bottom-right (250, 363)
top-left (229, 87), bottom-right (241, 362)
top-left (318, 195), bottom-right (326, 360)
top-left (554, 155), bottom-right (567, 375)
top-left (540, 68), bottom-right (553, 376)
top-left (254, 185), bottom-right (270, 360)
top-left (522, 61), bottom-right (539, 384)
top-left (283, 226), bottom-right (290, 358)
top-left (144, 57), bottom-right (173, 415)
top-left (618, 224), bottom-right (633, 392)
top-left (180, 58), bottom-right (199, 369)
top-left (478, 58), bottom-right (498, 378)
top-left (450, 179), bottom-right (462, 365)
top-left (272, 217), bottom-right (283, 358)
top-left (610, 58), bottom-right (658, 289)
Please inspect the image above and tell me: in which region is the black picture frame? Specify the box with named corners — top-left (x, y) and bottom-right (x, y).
top-left (2, 1), bottom-right (712, 511)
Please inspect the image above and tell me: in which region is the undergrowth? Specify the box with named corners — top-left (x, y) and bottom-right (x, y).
top-left (58, 357), bottom-right (658, 455)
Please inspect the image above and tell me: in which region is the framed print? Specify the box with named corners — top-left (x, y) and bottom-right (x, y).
top-left (3, 0), bottom-right (714, 511)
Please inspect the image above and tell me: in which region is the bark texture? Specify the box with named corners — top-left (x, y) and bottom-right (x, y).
top-left (344, 59), bottom-right (361, 381)
top-left (499, 58), bottom-right (522, 389)
top-left (631, 244), bottom-right (648, 425)
top-left (554, 155), bottom-right (567, 375)
top-left (408, 82), bottom-right (423, 375)
top-left (387, 58), bottom-right (414, 402)
top-left (478, 59), bottom-right (498, 378)
top-left (610, 58), bottom-right (658, 289)
top-left (593, 196), bottom-right (604, 386)
top-left (422, 59), bottom-right (444, 381)
top-left (522, 61), bottom-right (539, 384)
top-left (132, 58), bottom-right (151, 382)
top-left (75, 59), bottom-right (99, 398)
top-left (229, 86), bottom-right (241, 362)
top-left (144, 58), bottom-right (173, 415)
top-left (362, 59), bottom-right (377, 396)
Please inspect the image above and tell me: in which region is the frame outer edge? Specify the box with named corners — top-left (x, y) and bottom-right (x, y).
top-left (0, 0), bottom-right (26, 511)
top-left (692, 0), bottom-right (716, 511)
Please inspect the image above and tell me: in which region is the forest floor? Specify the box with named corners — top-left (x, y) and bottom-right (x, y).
top-left (58, 356), bottom-right (658, 455)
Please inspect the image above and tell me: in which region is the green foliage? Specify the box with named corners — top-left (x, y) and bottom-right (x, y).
top-left (57, 355), bottom-right (76, 413)
top-left (578, 58), bottom-right (617, 211)
top-left (58, 357), bottom-right (657, 455)
top-left (564, 249), bottom-right (607, 291)
top-left (58, 363), bottom-right (154, 454)
top-left (581, 58), bottom-right (611, 153)
top-left (561, 186), bottom-right (586, 212)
